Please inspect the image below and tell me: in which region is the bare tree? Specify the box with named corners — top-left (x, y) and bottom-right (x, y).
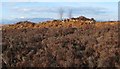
top-left (58, 8), bottom-right (64, 20)
top-left (68, 9), bottom-right (72, 19)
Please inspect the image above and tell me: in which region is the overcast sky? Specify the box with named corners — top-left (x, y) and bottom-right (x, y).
top-left (1, 2), bottom-right (119, 21)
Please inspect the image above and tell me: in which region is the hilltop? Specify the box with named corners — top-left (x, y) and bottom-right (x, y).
top-left (2, 16), bottom-right (120, 67)
top-left (2, 16), bottom-right (118, 30)
top-left (2, 16), bottom-right (96, 29)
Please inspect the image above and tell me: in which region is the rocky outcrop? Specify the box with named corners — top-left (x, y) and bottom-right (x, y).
top-left (62, 16), bottom-right (96, 24)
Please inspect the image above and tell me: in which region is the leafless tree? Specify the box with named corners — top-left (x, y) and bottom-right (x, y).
top-left (68, 9), bottom-right (72, 19)
top-left (58, 8), bottom-right (64, 20)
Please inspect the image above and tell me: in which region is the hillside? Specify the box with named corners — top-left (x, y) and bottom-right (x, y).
top-left (2, 16), bottom-right (96, 29)
top-left (2, 16), bottom-right (120, 68)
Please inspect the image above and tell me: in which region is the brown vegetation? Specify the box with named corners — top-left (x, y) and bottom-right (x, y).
top-left (2, 16), bottom-right (120, 68)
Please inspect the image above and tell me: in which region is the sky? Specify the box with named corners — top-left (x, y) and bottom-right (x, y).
top-left (1, 0), bottom-right (119, 2)
top-left (1, 2), bottom-right (119, 21)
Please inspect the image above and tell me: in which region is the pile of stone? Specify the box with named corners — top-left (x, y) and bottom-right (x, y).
top-left (62, 16), bottom-right (96, 24)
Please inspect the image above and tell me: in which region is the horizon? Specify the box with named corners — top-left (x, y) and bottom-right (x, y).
top-left (1, 2), bottom-right (118, 24)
